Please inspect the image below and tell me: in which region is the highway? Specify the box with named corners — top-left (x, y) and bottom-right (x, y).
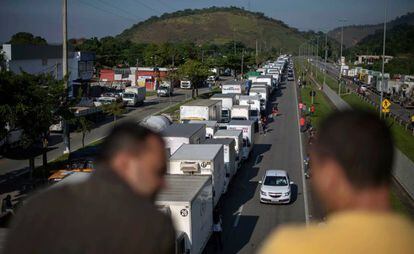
top-left (0, 88), bottom-right (209, 176)
top-left (310, 58), bottom-right (414, 123)
top-left (204, 77), bottom-right (310, 253)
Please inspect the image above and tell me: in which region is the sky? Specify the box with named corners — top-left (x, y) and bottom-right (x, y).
top-left (1, 0), bottom-right (414, 43)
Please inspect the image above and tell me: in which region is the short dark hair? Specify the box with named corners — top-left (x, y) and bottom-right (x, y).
top-left (97, 122), bottom-right (163, 164)
top-left (313, 110), bottom-right (394, 188)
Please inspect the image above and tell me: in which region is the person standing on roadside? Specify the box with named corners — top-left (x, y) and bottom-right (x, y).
top-left (411, 114), bottom-right (414, 129)
top-left (302, 103), bottom-right (307, 115)
top-left (5, 122), bottom-right (175, 254)
top-left (310, 104), bottom-right (315, 116)
top-left (260, 110), bottom-right (414, 254)
top-left (299, 116), bottom-right (306, 132)
top-left (213, 207), bottom-right (223, 251)
top-left (299, 101), bottom-right (303, 112)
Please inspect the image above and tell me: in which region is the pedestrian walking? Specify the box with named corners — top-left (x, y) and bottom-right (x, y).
top-left (299, 116), bottom-right (306, 132)
top-left (310, 104), bottom-right (315, 116)
top-left (302, 103), bottom-right (307, 115)
top-left (299, 102), bottom-right (303, 111)
top-left (5, 122), bottom-right (175, 254)
top-left (213, 207), bottom-right (223, 251)
top-left (272, 106), bottom-right (279, 117)
top-left (262, 116), bottom-right (268, 134)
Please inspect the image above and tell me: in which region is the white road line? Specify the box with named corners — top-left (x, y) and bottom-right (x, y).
top-left (233, 205), bottom-right (244, 227)
top-left (293, 65), bottom-right (310, 225)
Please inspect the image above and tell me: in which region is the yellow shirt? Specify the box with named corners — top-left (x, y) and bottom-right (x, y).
top-left (259, 211), bottom-right (414, 254)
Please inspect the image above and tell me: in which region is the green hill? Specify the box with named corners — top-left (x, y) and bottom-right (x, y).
top-left (118, 7), bottom-right (305, 53)
top-left (328, 12), bottom-right (414, 48)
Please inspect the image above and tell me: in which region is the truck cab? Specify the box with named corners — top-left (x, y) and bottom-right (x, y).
top-left (180, 80), bottom-right (192, 89)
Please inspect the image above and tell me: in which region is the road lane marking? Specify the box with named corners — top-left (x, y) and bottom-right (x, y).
top-left (293, 65), bottom-right (310, 225)
top-left (233, 205), bottom-right (244, 227)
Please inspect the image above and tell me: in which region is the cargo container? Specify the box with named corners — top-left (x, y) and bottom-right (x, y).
top-left (239, 95), bottom-right (261, 126)
top-left (162, 124), bottom-right (206, 155)
top-left (156, 175), bottom-right (213, 254)
top-left (180, 100), bottom-right (222, 123)
top-left (213, 129), bottom-right (243, 171)
top-left (188, 120), bottom-right (218, 139)
top-left (210, 94), bottom-right (236, 123)
top-left (168, 144), bottom-right (225, 206)
top-left (204, 138), bottom-right (236, 192)
top-left (227, 120), bottom-right (255, 160)
top-left (231, 105), bottom-right (250, 121)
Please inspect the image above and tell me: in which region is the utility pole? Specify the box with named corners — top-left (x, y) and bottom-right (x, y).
top-left (316, 36), bottom-right (319, 80)
top-left (62, 0), bottom-right (70, 154)
top-left (380, 0), bottom-right (388, 117)
top-left (323, 33), bottom-right (328, 89)
top-left (241, 49), bottom-right (244, 79)
top-left (338, 19), bottom-right (347, 96)
top-left (255, 39), bottom-right (258, 65)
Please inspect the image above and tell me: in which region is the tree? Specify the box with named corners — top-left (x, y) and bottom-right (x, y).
top-left (76, 117), bottom-right (94, 148)
top-left (102, 102), bottom-right (125, 124)
top-left (178, 60), bottom-right (211, 98)
top-left (0, 71), bottom-right (66, 173)
top-left (8, 32), bottom-right (47, 45)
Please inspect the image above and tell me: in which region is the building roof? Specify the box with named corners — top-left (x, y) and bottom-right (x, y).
top-left (162, 123), bottom-right (204, 138)
top-left (183, 99), bottom-right (220, 107)
top-left (204, 138), bottom-right (234, 146)
top-left (170, 144), bottom-right (222, 161)
top-left (156, 175), bottom-right (211, 202)
top-left (214, 129), bottom-right (242, 138)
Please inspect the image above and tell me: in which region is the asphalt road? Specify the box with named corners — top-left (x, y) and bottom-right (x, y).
top-left (204, 78), bottom-right (309, 253)
top-left (0, 88), bottom-right (209, 176)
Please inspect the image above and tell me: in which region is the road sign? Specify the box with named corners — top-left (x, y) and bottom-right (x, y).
top-left (382, 108), bottom-right (390, 113)
top-left (382, 99), bottom-right (391, 109)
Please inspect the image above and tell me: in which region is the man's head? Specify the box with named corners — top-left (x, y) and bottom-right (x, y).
top-left (310, 110), bottom-right (394, 213)
top-left (97, 122), bottom-right (167, 199)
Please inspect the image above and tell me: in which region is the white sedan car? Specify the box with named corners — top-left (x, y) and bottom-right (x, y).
top-left (259, 169), bottom-right (292, 204)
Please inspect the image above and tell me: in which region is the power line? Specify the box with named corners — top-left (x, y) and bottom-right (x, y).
top-left (95, 0), bottom-right (139, 21)
top-left (77, 0), bottom-right (138, 23)
top-left (131, 0), bottom-right (162, 15)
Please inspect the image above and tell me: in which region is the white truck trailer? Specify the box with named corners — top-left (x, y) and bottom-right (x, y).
top-left (256, 75), bottom-right (274, 93)
top-left (188, 120), bottom-right (218, 139)
top-left (227, 120), bottom-right (255, 160)
top-left (122, 86), bottom-right (146, 106)
top-left (156, 175), bottom-right (213, 254)
top-left (231, 105), bottom-right (250, 121)
top-left (213, 129), bottom-right (243, 171)
top-left (221, 81), bottom-right (247, 96)
top-left (210, 94), bottom-right (236, 123)
top-left (239, 95), bottom-right (261, 126)
top-left (162, 124), bottom-right (206, 155)
top-left (249, 83), bottom-right (269, 111)
top-left (180, 100), bottom-right (222, 123)
top-left (204, 138), bottom-right (236, 192)
top-left (168, 144), bottom-right (225, 206)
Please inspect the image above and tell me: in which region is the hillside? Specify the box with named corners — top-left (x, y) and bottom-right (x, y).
top-left (328, 12), bottom-right (414, 48)
top-left (118, 7), bottom-right (305, 53)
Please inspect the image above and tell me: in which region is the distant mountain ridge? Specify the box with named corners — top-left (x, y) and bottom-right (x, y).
top-left (117, 6), bottom-right (306, 53)
top-left (328, 12), bottom-right (414, 48)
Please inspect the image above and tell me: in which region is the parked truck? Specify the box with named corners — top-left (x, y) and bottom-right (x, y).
top-left (156, 175), bottom-right (213, 254)
top-left (168, 144), bottom-right (225, 206)
top-left (157, 81), bottom-right (174, 97)
top-left (249, 83), bottom-right (269, 111)
top-left (180, 100), bottom-right (222, 123)
top-left (256, 75), bottom-right (274, 93)
top-left (210, 94), bottom-right (236, 123)
top-left (180, 79), bottom-right (192, 89)
top-left (231, 105), bottom-right (250, 121)
top-left (213, 129), bottom-right (243, 171)
top-left (227, 120), bottom-right (255, 160)
top-left (204, 138), bottom-right (236, 193)
top-left (239, 95), bottom-right (261, 127)
top-left (221, 80), bottom-right (248, 96)
top-left (122, 86), bottom-right (146, 106)
top-left (162, 124), bottom-right (206, 155)
top-left (188, 120), bottom-right (218, 139)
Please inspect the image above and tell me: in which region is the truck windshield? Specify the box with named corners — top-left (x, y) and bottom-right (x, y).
top-left (250, 110), bottom-right (258, 117)
top-left (232, 117), bottom-right (247, 120)
top-left (123, 93), bottom-right (135, 99)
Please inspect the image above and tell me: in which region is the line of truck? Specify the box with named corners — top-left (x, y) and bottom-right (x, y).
top-left (52, 55), bottom-right (291, 254)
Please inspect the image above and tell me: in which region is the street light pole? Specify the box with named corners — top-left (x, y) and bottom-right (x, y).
top-left (62, 0), bottom-right (70, 154)
top-left (338, 19), bottom-right (347, 96)
top-left (323, 32), bottom-right (328, 89)
top-left (379, 0), bottom-right (388, 117)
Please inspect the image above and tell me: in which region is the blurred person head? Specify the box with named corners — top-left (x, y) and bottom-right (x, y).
top-left (97, 122), bottom-right (167, 200)
top-left (310, 110), bottom-right (394, 213)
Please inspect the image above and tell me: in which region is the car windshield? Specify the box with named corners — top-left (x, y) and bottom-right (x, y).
top-left (264, 176), bottom-right (288, 186)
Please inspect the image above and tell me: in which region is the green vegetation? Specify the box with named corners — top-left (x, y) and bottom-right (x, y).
top-left (117, 6), bottom-right (305, 53)
top-left (146, 91), bottom-right (157, 97)
top-left (178, 60), bottom-right (211, 98)
top-left (8, 32), bottom-right (47, 45)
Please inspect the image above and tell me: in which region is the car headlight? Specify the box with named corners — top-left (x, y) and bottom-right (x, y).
top-left (284, 191), bottom-right (290, 196)
top-left (260, 190), bottom-right (267, 196)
